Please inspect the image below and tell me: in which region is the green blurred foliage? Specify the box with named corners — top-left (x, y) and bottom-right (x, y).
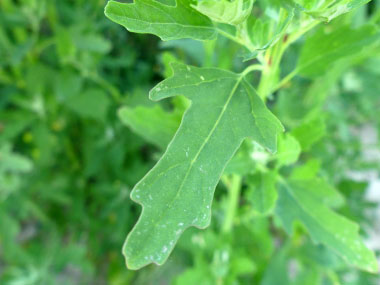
top-left (0, 0), bottom-right (379, 284)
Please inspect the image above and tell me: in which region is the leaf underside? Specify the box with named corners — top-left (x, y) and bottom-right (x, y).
top-left (123, 63), bottom-right (283, 269)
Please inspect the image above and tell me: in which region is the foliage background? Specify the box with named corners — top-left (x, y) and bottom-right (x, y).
top-left (0, 0), bottom-right (379, 284)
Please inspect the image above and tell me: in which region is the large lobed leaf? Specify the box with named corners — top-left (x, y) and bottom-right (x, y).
top-left (104, 0), bottom-right (217, 41)
top-left (123, 63), bottom-right (283, 269)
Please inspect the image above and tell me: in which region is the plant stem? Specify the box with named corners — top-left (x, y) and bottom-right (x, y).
top-left (222, 174), bottom-right (242, 233)
top-left (257, 19), bottom-right (320, 100)
top-left (257, 37), bottom-right (286, 101)
top-left (269, 21), bottom-right (320, 94)
top-left (240, 64), bottom-right (263, 77)
top-left (285, 20), bottom-right (319, 48)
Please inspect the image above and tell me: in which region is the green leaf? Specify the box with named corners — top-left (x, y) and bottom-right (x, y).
top-left (0, 144), bottom-right (33, 173)
top-left (290, 159), bottom-right (321, 180)
top-left (223, 139), bottom-right (258, 175)
top-left (243, 7), bottom-right (293, 60)
top-left (276, 179), bottom-right (378, 273)
top-left (298, 25), bottom-right (380, 77)
top-left (118, 105), bottom-right (180, 149)
top-left (0, 110), bottom-right (36, 144)
top-left (295, 0), bottom-right (371, 22)
top-left (291, 117), bottom-right (326, 151)
top-left (275, 133), bottom-right (301, 167)
top-left (56, 27), bottom-right (76, 61)
top-left (123, 62), bottom-right (283, 269)
top-left (104, 0), bottom-right (217, 41)
top-left (65, 88), bottom-right (110, 122)
top-left (248, 171), bottom-right (278, 215)
top-left (192, 0), bottom-right (254, 25)
top-left (288, 178), bottom-right (345, 208)
top-left (261, 246), bottom-right (291, 285)
top-left (73, 33), bottom-right (111, 54)
top-left (230, 255), bottom-right (256, 276)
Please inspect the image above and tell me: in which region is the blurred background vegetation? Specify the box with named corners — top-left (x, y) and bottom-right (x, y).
top-left (0, 0), bottom-right (379, 284)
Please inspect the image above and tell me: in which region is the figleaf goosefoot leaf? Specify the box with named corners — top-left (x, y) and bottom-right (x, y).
top-left (123, 63), bottom-right (283, 269)
top-left (104, 0), bottom-right (217, 41)
top-left (276, 179), bottom-right (379, 273)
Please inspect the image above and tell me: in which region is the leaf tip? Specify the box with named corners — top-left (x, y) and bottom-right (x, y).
top-left (148, 86), bottom-right (161, 102)
top-left (123, 238), bottom-right (170, 271)
top-left (365, 255), bottom-right (379, 274)
top-left (104, 0), bottom-right (115, 18)
top-left (122, 236), bottom-right (147, 271)
top-left (117, 106), bottom-right (128, 119)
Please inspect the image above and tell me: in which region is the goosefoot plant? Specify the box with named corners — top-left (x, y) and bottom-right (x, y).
top-left (104, 0), bottom-right (379, 274)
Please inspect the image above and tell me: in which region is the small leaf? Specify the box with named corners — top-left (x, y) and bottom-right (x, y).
top-left (243, 7), bottom-right (293, 60)
top-left (192, 0), bottom-right (254, 25)
top-left (104, 0), bottom-right (217, 41)
top-left (123, 63), bottom-right (283, 269)
top-left (276, 179), bottom-right (378, 273)
top-left (296, 0), bottom-right (371, 22)
top-left (248, 171), bottom-right (278, 215)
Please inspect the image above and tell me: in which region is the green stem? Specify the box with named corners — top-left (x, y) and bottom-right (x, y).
top-left (269, 21), bottom-right (320, 94)
top-left (285, 20), bottom-right (319, 48)
top-left (258, 19), bottom-right (320, 99)
top-left (257, 37), bottom-right (286, 101)
top-left (222, 174), bottom-right (242, 233)
top-left (240, 64), bottom-right (263, 77)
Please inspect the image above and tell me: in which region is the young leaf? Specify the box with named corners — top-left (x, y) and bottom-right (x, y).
top-left (295, 0), bottom-right (371, 22)
top-left (104, 0), bottom-right (217, 41)
top-left (276, 179), bottom-right (378, 273)
top-left (243, 7), bottom-right (293, 60)
top-left (192, 0), bottom-right (254, 26)
top-left (123, 63), bottom-right (283, 269)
